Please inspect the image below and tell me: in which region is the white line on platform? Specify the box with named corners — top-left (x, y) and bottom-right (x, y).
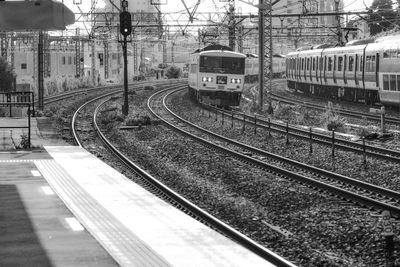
top-left (65, 217), bottom-right (85, 231)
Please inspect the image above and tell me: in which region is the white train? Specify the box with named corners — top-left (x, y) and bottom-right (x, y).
top-left (245, 53), bottom-right (286, 83)
top-left (286, 35), bottom-right (400, 106)
top-left (188, 45), bottom-right (246, 107)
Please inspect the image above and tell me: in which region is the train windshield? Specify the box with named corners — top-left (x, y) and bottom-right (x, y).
top-left (199, 56), bottom-right (245, 74)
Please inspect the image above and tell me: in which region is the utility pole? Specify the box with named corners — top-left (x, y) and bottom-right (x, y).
top-left (91, 39), bottom-right (95, 85)
top-left (258, 0), bottom-right (273, 111)
top-left (119, 0), bottom-right (132, 116)
top-left (38, 31), bottom-right (44, 110)
top-left (75, 28), bottom-right (81, 78)
top-left (228, 0), bottom-right (236, 50)
top-left (335, 0), bottom-right (343, 45)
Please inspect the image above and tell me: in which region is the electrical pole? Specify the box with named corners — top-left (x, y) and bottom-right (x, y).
top-left (38, 31), bottom-right (44, 110)
top-left (335, 0), bottom-right (343, 45)
top-left (258, 0), bottom-right (273, 111)
top-left (228, 0), bottom-right (236, 50)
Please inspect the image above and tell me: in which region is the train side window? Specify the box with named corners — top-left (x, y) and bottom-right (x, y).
top-left (397, 75), bottom-right (400, 90)
top-left (348, 56), bottom-right (354, 71)
top-left (338, 56), bottom-right (343, 71)
top-left (390, 75), bottom-right (396, 91)
top-left (333, 56), bottom-right (337, 71)
top-left (383, 75), bottom-right (389, 90)
top-left (306, 58), bottom-right (310, 71)
top-left (328, 57), bottom-right (333, 71)
top-left (319, 57), bottom-right (323, 70)
top-left (312, 58), bottom-right (316, 71)
top-left (366, 56), bottom-right (373, 72)
top-left (360, 57), bottom-right (363, 72)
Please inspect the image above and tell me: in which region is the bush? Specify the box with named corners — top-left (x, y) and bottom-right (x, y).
top-left (320, 101), bottom-right (347, 132)
top-left (0, 57), bottom-right (16, 92)
top-left (126, 115), bottom-right (151, 126)
top-left (165, 66), bottom-right (182, 79)
top-left (274, 102), bottom-right (293, 121)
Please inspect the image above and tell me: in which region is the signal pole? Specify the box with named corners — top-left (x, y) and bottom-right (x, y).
top-left (120, 0), bottom-right (131, 116)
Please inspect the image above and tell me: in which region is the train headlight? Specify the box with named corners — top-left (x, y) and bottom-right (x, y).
top-left (231, 78), bottom-right (242, 84)
top-left (202, 77), bottom-right (213, 82)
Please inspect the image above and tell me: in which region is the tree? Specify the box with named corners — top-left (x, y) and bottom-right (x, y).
top-left (165, 66), bottom-right (182, 79)
top-left (0, 57), bottom-right (15, 92)
top-left (368, 0), bottom-right (397, 35)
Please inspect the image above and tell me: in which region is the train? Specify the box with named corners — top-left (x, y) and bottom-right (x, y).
top-left (188, 44), bottom-right (246, 106)
top-left (245, 53), bottom-right (286, 83)
top-left (286, 35), bottom-right (400, 106)
top-left (188, 44), bottom-right (286, 107)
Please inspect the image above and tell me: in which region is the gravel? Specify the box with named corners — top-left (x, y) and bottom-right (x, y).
top-left (96, 88), bottom-right (400, 266)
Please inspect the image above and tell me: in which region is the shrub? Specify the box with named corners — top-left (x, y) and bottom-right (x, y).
top-left (165, 66), bottom-right (182, 79)
top-left (326, 116), bottom-right (347, 131)
top-left (320, 101), bottom-right (347, 132)
top-left (274, 102), bottom-right (293, 121)
top-left (126, 115), bottom-right (151, 126)
top-left (0, 57), bottom-right (16, 92)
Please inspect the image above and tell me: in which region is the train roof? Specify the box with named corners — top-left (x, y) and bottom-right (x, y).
top-left (246, 53), bottom-right (286, 58)
top-left (193, 44), bottom-right (233, 53)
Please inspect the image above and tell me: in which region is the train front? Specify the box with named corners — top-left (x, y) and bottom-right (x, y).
top-left (198, 50), bottom-right (246, 106)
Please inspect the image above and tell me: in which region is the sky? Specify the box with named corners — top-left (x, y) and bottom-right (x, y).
top-left (63, 0), bottom-right (374, 14)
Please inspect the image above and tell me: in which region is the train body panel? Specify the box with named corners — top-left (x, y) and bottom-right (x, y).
top-left (286, 36), bottom-right (400, 106)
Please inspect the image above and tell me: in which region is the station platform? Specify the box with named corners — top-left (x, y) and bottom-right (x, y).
top-left (0, 146), bottom-right (278, 266)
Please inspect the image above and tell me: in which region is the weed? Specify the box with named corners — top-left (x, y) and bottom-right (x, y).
top-left (18, 134), bottom-right (30, 149)
top-left (320, 102), bottom-right (347, 132)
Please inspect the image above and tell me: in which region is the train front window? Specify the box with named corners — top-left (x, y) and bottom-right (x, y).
top-left (199, 56), bottom-right (244, 74)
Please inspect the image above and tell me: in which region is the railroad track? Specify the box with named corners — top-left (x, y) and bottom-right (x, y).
top-left (148, 87), bottom-right (400, 218)
top-left (200, 102), bottom-right (400, 163)
top-left (70, 83), bottom-right (294, 267)
top-left (270, 90), bottom-right (400, 124)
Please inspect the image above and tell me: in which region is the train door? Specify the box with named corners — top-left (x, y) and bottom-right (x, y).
top-left (324, 56), bottom-right (327, 83)
top-left (376, 52), bottom-right (380, 87)
top-left (333, 55), bottom-right (337, 84)
top-left (343, 55), bottom-right (347, 85)
top-left (355, 54), bottom-right (358, 85)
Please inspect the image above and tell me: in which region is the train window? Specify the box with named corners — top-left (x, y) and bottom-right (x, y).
top-left (328, 57), bottom-right (333, 71)
top-left (383, 75), bottom-right (389, 90)
top-left (397, 75), bottom-right (400, 90)
top-left (312, 58), bottom-right (316, 71)
top-left (319, 57), bottom-right (323, 70)
top-left (338, 56), bottom-right (343, 71)
top-left (307, 58), bottom-right (310, 71)
top-left (199, 56), bottom-right (244, 74)
top-left (390, 75), bottom-right (396, 91)
top-left (302, 58), bottom-right (305, 70)
top-left (360, 57), bottom-right (363, 72)
top-left (333, 56), bottom-right (337, 71)
top-left (366, 55), bottom-right (375, 72)
top-left (348, 56), bottom-right (354, 71)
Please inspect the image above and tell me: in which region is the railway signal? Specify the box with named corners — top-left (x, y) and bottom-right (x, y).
top-left (119, 11), bottom-right (132, 36)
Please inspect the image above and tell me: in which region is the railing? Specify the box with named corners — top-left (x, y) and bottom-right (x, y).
top-left (0, 92), bottom-right (34, 149)
top-left (0, 92), bottom-right (35, 117)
